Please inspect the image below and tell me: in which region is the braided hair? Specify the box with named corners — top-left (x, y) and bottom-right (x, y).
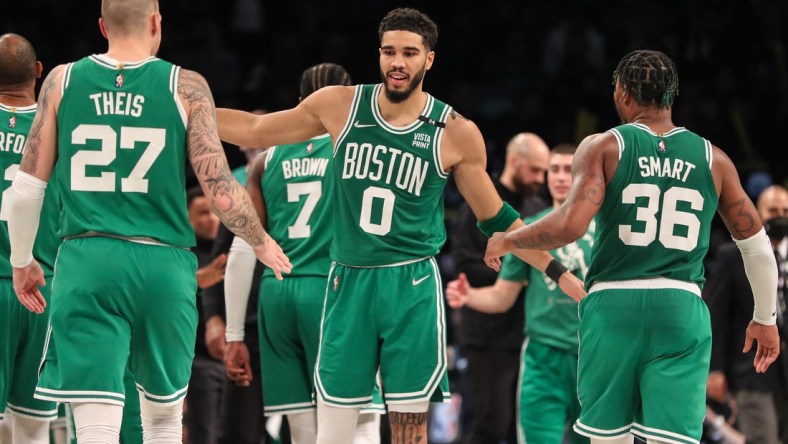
top-left (299, 63), bottom-right (352, 99)
top-left (378, 8), bottom-right (438, 51)
top-left (612, 50), bottom-right (679, 108)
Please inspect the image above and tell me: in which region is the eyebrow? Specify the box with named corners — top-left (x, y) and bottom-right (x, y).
top-left (381, 44), bottom-right (421, 52)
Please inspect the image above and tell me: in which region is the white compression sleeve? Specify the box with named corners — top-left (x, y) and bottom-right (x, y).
top-left (733, 228), bottom-right (779, 325)
top-left (71, 402), bottom-right (122, 444)
top-left (139, 395), bottom-right (183, 443)
top-left (6, 171), bottom-right (47, 268)
top-left (287, 411), bottom-right (317, 444)
top-left (11, 414), bottom-right (50, 444)
top-left (224, 236), bottom-right (258, 341)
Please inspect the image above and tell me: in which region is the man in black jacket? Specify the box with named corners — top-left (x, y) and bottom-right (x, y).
top-left (450, 133), bottom-right (550, 444)
top-left (706, 184), bottom-right (788, 444)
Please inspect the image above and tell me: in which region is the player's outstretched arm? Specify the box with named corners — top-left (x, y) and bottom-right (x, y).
top-left (446, 112), bottom-right (585, 300)
top-left (8, 65), bottom-right (65, 313)
top-left (713, 146), bottom-right (780, 372)
top-left (178, 69), bottom-right (291, 279)
top-left (446, 272), bottom-right (523, 313)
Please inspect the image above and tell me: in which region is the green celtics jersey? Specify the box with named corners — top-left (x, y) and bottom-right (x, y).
top-left (56, 55), bottom-right (193, 247)
top-left (500, 208), bottom-right (594, 351)
top-left (0, 103), bottom-right (61, 277)
top-left (262, 135), bottom-right (334, 277)
top-left (332, 84), bottom-right (451, 266)
top-left (585, 123), bottom-right (718, 289)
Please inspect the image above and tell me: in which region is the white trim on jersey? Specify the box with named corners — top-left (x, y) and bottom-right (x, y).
top-left (703, 138), bottom-right (714, 170)
top-left (334, 85), bottom-right (364, 157)
top-left (61, 63), bottom-right (74, 96)
top-left (0, 103), bottom-right (36, 113)
top-left (432, 105), bottom-right (451, 179)
top-left (135, 383), bottom-right (189, 405)
top-left (89, 54), bottom-right (159, 70)
top-left (370, 83), bottom-right (434, 134)
top-left (588, 276), bottom-right (701, 297)
top-left (608, 128), bottom-right (625, 160)
top-left (628, 122), bottom-right (687, 137)
top-left (171, 66), bottom-right (188, 129)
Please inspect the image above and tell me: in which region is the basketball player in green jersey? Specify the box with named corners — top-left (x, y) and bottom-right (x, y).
top-left (447, 143), bottom-right (590, 444)
top-left (5, 1), bottom-right (290, 442)
top-left (486, 50), bottom-right (781, 444)
top-left (217, 8), bottom-right (585, 443)
top-left (0, 33), bottom-right (59, 444)
top-left (224, 63), bottom-right (384, 444)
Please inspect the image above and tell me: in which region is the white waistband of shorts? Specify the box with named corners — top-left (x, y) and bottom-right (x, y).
top-left (65, 232), bottom-right (187, 249)
top-left (334, 256), bottom-right (431, 268)
top-left (588, 277), bottom-right (701, 297)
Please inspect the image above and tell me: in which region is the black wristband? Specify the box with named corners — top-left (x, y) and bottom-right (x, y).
top-left (545, 259), bottom-right (569, 283)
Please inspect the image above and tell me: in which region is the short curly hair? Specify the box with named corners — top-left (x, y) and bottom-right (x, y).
top-left (612, 50), bottom-right (679, 108)
top-left (378, 8), bottom-right (438, 51)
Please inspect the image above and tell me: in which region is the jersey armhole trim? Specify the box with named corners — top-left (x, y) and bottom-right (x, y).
top-left (334, 85), bottom-right (363, 157)
top-left (264, 146), bottom-right (276, 170)
top-left (171, 66), bottom-right (188, 129)
top-left (608, 128), bottom-right (625, 159)
top-left (61, 63), bottom-right (74, 96)
top-left (703, 138), bottom-right (713, 170)
top-left (432, 105), bottom-right (451, 179)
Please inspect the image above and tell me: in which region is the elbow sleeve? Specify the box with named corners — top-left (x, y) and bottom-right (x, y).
top-left (224, 236), bottom-right (257, 341)
top-left (6, 171), bottom-right (47, 268)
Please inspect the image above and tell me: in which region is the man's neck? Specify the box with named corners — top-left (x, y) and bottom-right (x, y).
top-left (105, 38), bottom-right (154, 63)
top-left (629, 108), bottom-right (676, 134)
top-left (377, 88), bottom-right (428, 127)
top-left (0, 87), bottom-right (36, 107)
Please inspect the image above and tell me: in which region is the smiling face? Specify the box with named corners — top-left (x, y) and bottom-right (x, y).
top-left (379, 30), bottom-right (433, 103)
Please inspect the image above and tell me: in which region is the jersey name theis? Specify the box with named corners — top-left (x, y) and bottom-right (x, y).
top-left (89, 91), bottom-right (145, 117)
top-left (341, 142), bottom-right (429, 197)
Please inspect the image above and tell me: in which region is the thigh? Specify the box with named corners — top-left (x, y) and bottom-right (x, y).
top-left (258, 276), bottom-right (322, 415)
top-left (37, 239), bottom-right (138, 405)
top-left (379, 258), bottom-right (450, 405)
top-left (6, 277), bottom-right (58, 419)
top-left (575, 291), bottom-right (643, 439)
top-left (314, 264), bottom-right (380, 407)
top-left (635, 291), bottom-right (711, 444)
top-left (130, 243), bottom-right (197, 405)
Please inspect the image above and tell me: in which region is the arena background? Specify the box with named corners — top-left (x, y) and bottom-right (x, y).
top-left (5, 0), bottom-right (787, 186)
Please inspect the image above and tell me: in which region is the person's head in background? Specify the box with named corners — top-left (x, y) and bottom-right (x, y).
top-left (187, 186), bottom-right (219, 241)
top-left (500, 132), bottom-right (550, 196)
top-left (547, 143), bottom-right (577, 207)
top-left (756, 185), bottom-right (788, 245)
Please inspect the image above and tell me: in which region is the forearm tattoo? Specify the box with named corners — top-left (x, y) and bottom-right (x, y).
top-left (512, 230), bottom-right (557, 250)
top-left (389, 412), bottom-right (427, 444)
top-left (180, 70), bottom-right (266, 247)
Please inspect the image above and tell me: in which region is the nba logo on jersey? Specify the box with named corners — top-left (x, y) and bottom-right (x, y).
top-left (115, 73), bottom-right (124, 88)
top-left (333, 275), bottom-right (339, 291)
top-left (658, 140), bottom-right (667, 152)
top-left (306, 143), bottom-right (314, 154)
top-left (8, 116), bottom-right (16, 129)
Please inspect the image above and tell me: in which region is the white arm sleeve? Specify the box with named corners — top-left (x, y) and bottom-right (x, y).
top-left (733, 227), bottom-right (778, 325)
top-left (6, 171), bottom-right (47, 268)
top-left (224, 236), bottom-right (258, 341)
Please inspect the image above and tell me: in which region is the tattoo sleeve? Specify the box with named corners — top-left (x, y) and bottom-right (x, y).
top-left (19, 69), bottom-right (59, 175)
top-left (389, 412), bottom-right (428, 444)
top-left (723, 198), bottom-right (755, 237)
top-left (180, 70), bottom-right (266, 247)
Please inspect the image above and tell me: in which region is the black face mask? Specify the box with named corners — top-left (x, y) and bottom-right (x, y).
top-left (764, 216), bottom-right (788, 240)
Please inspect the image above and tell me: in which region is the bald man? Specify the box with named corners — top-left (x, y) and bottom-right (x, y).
top-left (706, 184), bottom-right (788, 444)
top-left (450, 132), bottom-right (550, 444)
top-left (5, 1), bottom-right (288, 443)
top-left (0, 33), bottom-right (61, 444)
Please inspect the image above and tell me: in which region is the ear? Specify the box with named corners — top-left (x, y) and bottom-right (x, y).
top-left (35, 61), bottom-right (43, 79)
top-left (425, 50), bottom-right (435, 71)
top-left (99, 18), bottom-right (109, 40)
top-left (151, 12), bottom-right (161, 37)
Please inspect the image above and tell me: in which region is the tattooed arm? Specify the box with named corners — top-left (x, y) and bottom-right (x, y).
top-left (19, 64), bottom-right (64, 179)
top-left (179, 69), bottom-right (291, 279)
top-left (713, 146), bottom-right (761, 239)
top-left (499, 133), bottom-right (614, 252)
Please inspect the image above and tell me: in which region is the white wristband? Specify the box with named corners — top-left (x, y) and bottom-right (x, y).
top-left (733, 228), bottom-right (778, 325)
top-left (7, 171), bottom-right (47, 268)
top-left (224, 236), bottom-right (257, 341)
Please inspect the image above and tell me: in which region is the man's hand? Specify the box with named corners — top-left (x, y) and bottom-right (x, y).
top-left (224, 341), bottom-right (253, 386)
top-left (253, 234), bottom-right (292, 280)
top-left (205, 315), bottom-right (227, 360)
top-left (557, 272), bottom-right (587, 303)
top-left (196, 253), bottom-right (228, 289)
top-left (445, 273), bottom-right (470, 309)
top-left (484, 232), bottom-right (510, 271)
top-left (743, 320), bottom-right (780, 373)
top-left (13, 259), bottom-right (46, 314)
top-left (706, 371), bottom-right (728, 403)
